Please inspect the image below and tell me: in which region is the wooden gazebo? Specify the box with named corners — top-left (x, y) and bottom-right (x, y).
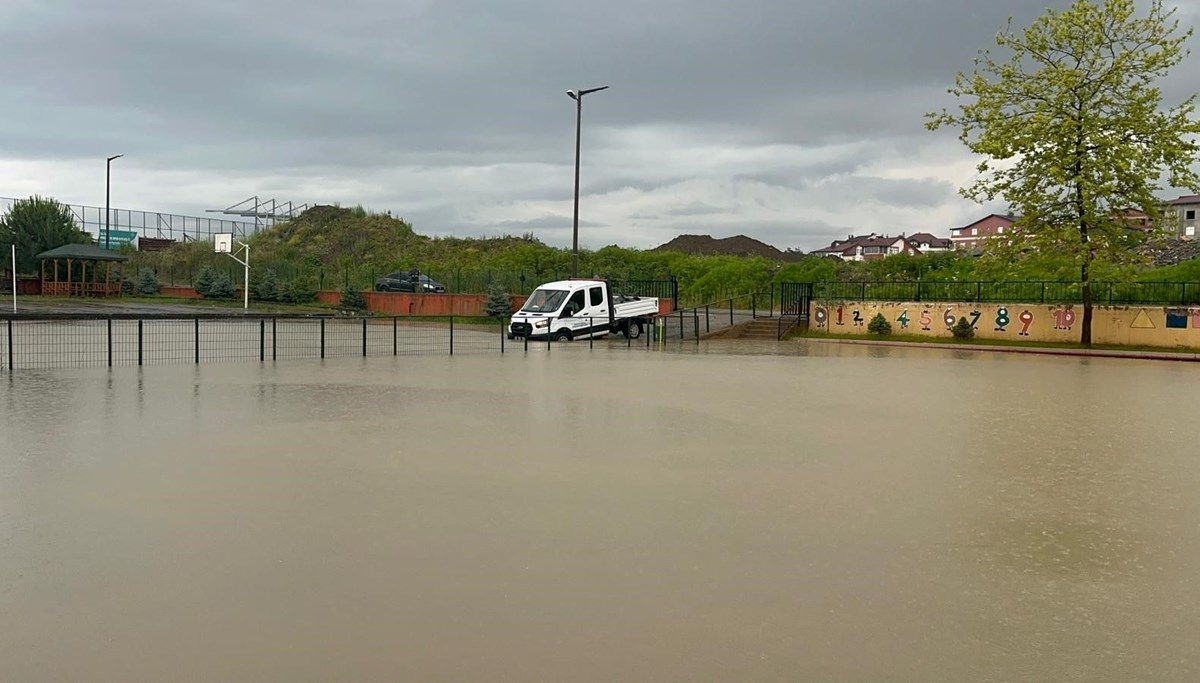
top-left (37, 243), bottom-right (129, 297)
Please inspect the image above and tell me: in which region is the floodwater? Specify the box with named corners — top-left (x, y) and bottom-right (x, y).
top-left (1, 341), bottom-right (1198, 681)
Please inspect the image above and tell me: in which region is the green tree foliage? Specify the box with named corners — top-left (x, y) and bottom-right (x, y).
top-left (484, 280), bottom-right (512, 317)
top-left (194, 265), bottom-right (217, 297)
top-left (340, 284), bottom-right (366, 310)
top-left (207, 272), bottom-right (237, 299)
top-left (927, 0), bottom-right (1200, 345)
top-left (136, 269), bottom-right (160, 296)
top-left (0, 195), bottom-right (92, 274)
top-left (253, 268), bottom-right (280, 302)
top-left (951, 316), bottom-right (976, 340)
top-left (867, 313), bottom-right (893, 336)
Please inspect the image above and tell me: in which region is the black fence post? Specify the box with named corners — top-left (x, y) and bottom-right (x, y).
top-left (107, 317), bottom-right (113, 367)
top-left (137, 320), bottom-right (143, 366)
top-left (752, 294), bottom-right (757, 319)
top-left (500, 317), bottom-right (505, 354)
top-left (393, 317), bottom-right (398, 356)
top-left (694, 310), bottom-right (700, 343)
top-left (770, 284), bottom-right (775, 318)
top-left (320, 319), bottom-right (326, 359)
top-left (194, 317), bottom-right (200, 364)
top-left (260, 319), bottom-right (265, 362)
top-left (272, 318), bottom-right (277, 361)
top-left (915, 280), bottom-right (922, 302)
top-left (449, 316), bottom-right (454, 355)
top-left (1182, 282), bottom-right (1187, 307)
top-left (589, 318), bottom-right (594, 349)
top-left (362, 318), bottom-right (368, 357)
top-left (7, 318), bottom-right (13, 371)
top-left (678, 309), bottom-right (684, 340)
top-left (1040, 282), bottom-right (1046, 304)
top-left (730, 299), bottom-right (734, 327)
top-left (705, 305), bottom-right (710, 332)
top-left (860, 282), bottom-right (866, 301)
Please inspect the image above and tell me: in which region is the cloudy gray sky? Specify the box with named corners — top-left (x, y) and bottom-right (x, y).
top-left (2, 0), bottom-right (1199, 251)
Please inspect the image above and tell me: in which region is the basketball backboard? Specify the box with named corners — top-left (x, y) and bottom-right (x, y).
top-left (214, 233), bottom-right (233, 254)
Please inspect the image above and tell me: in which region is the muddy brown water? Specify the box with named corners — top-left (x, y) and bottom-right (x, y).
top-left (1, 341), bottom-right (1198, 681)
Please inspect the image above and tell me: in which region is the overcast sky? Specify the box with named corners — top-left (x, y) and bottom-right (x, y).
top-left (2, 0), bottom-right (1199, 251)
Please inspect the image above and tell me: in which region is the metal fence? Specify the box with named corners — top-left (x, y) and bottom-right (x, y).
top-left (0, 196), bottom-right (259, 244)
top-left (811, 280), bottom-right (1200, 306)
top-left (0, 313), bottom-right (679, 371)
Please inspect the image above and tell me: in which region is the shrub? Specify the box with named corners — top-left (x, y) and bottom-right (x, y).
top-left (206, 272), bottom-right (237, 299)
top-left (951, 316), bottom-right (976, 340)
top-left (136, 269), bottom-right (160, 296)
top-left (253, 268), bottom-right (280, 302)
top-left (280, 278), bottom-right (317, 304)
top-left (867, 312), bottom-right (892, 336)
top-left (341, 284), bottom-right (367, 310)
top-left (484, 280), bottom-right (512, 317)
top-left (194, 265), bottom-right (217, 297)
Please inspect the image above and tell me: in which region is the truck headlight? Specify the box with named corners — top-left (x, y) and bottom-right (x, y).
top-left (534, 320), bottom-right (549, 329)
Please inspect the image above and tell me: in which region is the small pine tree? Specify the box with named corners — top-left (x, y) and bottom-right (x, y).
top-left (253, 268), bottom-right (280, 302)
top-left (867, 313), bottom-right (892, 336)
top-left (194, 265), bottom-right (217, 297)
top-left (484, 280), bottom-right (511, 318)
top-left (207, 272), bottom-right (237, 299)
top-left (137, 269), bottom-right (160, 296)
top-left (341, 284), bottom-right (367, 310)
top-left (951, 316), bottom-right (976, 340)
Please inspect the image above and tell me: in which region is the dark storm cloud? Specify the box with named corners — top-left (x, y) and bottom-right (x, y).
top-left (2, 0), bottom-right (1198, 250)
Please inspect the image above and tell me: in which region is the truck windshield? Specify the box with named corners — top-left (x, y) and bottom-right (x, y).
top-left (521, 288), bottom-right (569, 312)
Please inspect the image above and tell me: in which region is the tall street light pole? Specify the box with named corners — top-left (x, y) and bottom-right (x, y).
top-left (567, 86), bottom-right (608, 278)
top-left (105, 154), bottom-right (123, 250)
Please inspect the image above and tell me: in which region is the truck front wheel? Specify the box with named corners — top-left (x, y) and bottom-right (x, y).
top-left (553, 329), bottom-right (573, 342)
top-left (624, 320), bottom-right (643, 339)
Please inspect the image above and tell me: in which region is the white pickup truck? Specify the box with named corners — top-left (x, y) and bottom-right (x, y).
top-left (508, 279), bottom-right (660, 342)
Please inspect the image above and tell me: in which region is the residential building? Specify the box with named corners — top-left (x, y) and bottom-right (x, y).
top-left (949, 214), bottom-right (1017, 250)
top-left (1166, 195), bottom-right (1200, 238)
top-left (811, 233), bottom-right (921, 262)
top-left (905, 232), bottom-right (954, 252)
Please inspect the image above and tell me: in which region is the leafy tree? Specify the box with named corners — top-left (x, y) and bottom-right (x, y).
top-left (136, 269), bottom-right (160, 296)
top-left (0, 195), bottom-right (92, 274)
top-left (484, 279), bottom-right (512, 317)
top-left (340, 284), bottom-right (366, 310)
top-left (927, 0), bottom-right (1200, 345)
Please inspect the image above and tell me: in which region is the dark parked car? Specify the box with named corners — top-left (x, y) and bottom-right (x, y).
top-left (374, 272), bottom-right (447, 293)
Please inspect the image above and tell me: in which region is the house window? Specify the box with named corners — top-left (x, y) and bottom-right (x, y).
top-left (1187, 226), bottom-right (1196, 237)
top-left (997, 226), bottom-right (1004, 234)
top-left (1187, 210), bottom-right (1196, 220)
top-left (970, 228), bottom-right (977, 236)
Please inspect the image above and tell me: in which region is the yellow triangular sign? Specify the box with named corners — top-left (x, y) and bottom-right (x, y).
top-left (1130, 310), bottom-right (1155, 329)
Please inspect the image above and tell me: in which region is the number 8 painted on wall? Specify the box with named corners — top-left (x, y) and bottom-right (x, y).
top-left (994, 307), bottom-right (1010, 332)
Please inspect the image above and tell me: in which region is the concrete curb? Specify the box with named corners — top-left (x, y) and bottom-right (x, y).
top-left (796, 336), bottom-right (1200, 363)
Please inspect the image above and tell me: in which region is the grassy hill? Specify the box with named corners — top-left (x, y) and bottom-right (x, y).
top-left (127, 205), bottom-right (1200, 307)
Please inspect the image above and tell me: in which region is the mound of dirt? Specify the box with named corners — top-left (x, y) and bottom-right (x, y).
top-left (652, 234), bottom-right (804, 260)
top-left (1139, 237), bottom-right (1200, 267)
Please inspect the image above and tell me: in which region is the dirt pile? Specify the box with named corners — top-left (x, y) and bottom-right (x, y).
top-left (652, 234), bottom-right (805, 261)
top-left (1138, 238), bottom-right (1200, 267)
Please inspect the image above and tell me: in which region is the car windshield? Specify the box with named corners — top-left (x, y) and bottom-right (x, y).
top-left (521, 288), bottom-right (568, 312)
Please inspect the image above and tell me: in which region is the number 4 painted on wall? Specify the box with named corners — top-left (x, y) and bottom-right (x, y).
top-left (896, 310), bottom-right (910, 329)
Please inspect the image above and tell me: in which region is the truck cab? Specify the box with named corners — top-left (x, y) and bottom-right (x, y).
top-left (508, 279), bottom-right (658, 342)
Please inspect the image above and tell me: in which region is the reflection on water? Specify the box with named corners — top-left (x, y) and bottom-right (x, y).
top-left (1, 343), bottom-right (1199, 681)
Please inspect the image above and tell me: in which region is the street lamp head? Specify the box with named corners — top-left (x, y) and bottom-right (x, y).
top-left (579, 85), bottom-right (609, 97)
top-left (567, 90), bottom-right (578, 100)
top-left (107, 154), bottom-right (124, 162)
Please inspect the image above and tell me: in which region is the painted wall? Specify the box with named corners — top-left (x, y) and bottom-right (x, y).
top-left (810, 300), bottom-right (1200, 349)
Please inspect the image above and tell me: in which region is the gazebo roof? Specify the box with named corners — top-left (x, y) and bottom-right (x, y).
top-left (36, 243), bottom-right (130, 262)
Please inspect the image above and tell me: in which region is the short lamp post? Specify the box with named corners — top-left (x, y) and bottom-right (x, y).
top-left (105, 154), bottom-right (123, 250)
top-left (567, 85), bottom-right (608, 278)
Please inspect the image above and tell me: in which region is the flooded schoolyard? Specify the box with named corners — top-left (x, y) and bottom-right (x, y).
top-left (1, 341), bottom-right (1198, 681)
